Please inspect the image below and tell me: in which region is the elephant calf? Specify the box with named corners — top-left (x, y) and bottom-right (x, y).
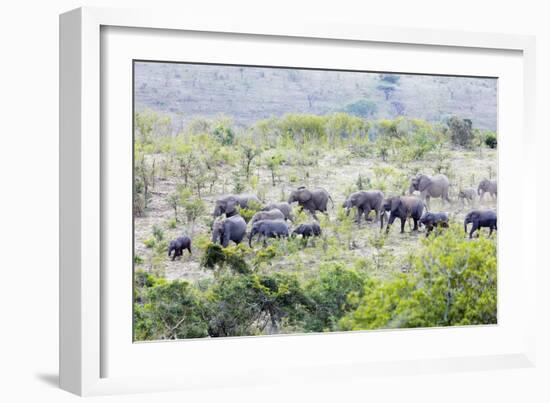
top-left (419, 212), bottom-right (449, 237)
top-left (168, 236), bottom-right (192, 261)
top-left (458, 188), bottom-right (477, 205)
top-left (250, 209), bottom-right (285, 225)
top-left (464, 210), bottom-right (497, 239)
top-left (249, 219), bottom-right (289, 247)
top-left (292, 223), bottom-right (322, 239)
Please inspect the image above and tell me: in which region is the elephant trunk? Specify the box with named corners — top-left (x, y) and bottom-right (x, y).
top-left (248, 230), bottom-right (254, 247)
top-left (408, 184), bottom-right (415, 194)
top-left (380, 211), bottom-right (385, 230)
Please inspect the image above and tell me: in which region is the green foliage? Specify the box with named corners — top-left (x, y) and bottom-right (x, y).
top-left (379, 74), bottom-right (400, 84)
top-left (485, 132), bottom-right (497, 148)
top-left (344, 99), bottom-right (378, 118)
top-left (201, 243), bottom-right (251, 275)
top-left (303, 263), bottom-right (365, 332)
top-left (212, 124), bottom-right (235, 145)
top-left (446, 116), bottom-right (474, 148)
top-left (134, 280), bottom-right (208, 340)
top-left (340, 225), bottom-right (497, 330)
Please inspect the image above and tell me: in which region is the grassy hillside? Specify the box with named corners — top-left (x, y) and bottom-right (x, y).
top-left (134, 62), bottom-right (497, 132)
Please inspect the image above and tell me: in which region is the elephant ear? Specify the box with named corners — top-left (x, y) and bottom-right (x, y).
top-left (298, 189), bottom-right (312, 203)
top-left (417, 175), bottom-right (431, 192)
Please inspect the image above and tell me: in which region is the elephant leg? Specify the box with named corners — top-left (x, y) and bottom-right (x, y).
top-left (413, 218), bottom-right (419, 231)
top-left (356, 207), bottom-right (363, 224)
top-left (489, 227), bottom-right (494, 237)
top-left (469, 224), bottom-right (477, 239)
top-left (187, 246), bottom-right (192, 255)
top-left (400, 218), bottom-right (406, 233)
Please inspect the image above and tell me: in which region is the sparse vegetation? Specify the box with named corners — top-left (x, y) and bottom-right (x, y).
top-left (133, 64), bottom-right (498, 341)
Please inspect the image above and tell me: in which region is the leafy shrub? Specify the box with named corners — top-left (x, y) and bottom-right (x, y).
top-left (134, 280), bottom-right (209, 340)
top-left (445, 116), bottom-right (473, 148)
top-left (340, 225), bottom-right (497, 330)
top-left (485, 132), bottom-right (497, 148)
top-left (303, 263), bottom-right (365, 332)
top-left (344, 99), bottom-right (378, 118)
top-left (143, 238), bottom-right (156, 248)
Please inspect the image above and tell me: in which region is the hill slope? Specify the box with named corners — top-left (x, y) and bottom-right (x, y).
top-left (134, 61), bottom-right (497, 132)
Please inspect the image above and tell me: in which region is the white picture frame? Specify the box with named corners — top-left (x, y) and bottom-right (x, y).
top-left (60, 6), bottom-right (537, 396)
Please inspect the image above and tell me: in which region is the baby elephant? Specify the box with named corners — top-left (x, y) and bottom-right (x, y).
top-left (464, 210), bottom-right (497, 239)
top-left (168, 236), bottom-right (192, 261)
top-left (419, 212), bottom-right (449, 237)
top-left (292, 223), bottom-right (322, 245)
top-left (249, 219), bottom-right (289, 247)
top-left (458, 188), bottom-right (477, 205)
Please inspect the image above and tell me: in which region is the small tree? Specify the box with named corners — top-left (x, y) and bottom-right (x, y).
top-left (240, 143), bottom-right (261, 179)
top-left (445, 116), bottom-right (473, 148)
top-left (266, 153), bottom-right (284, 186)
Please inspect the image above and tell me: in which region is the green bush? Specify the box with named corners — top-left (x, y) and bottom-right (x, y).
top-left (485, 132), bottom-right (497, 148)
top-left (445, 116), bottom-right (473, 148)
top-left (340, 225), bottom-right (497, 330)
top-left (134, 279), bottom-right (208, 340)
top-left (303, 263), bottom-right (365, 332)
top-left (344, 99), bottom-right (378, 118)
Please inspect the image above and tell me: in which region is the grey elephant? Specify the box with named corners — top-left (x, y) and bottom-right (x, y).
top-left (212, 194), bottom-right (261, 217)
top-left (409, 173), bottom-right (451, 207)
top-left (262, 202), bottom-right (293, 221)
top-left (292, 223), bottom-right (322, 246)
top-left (250, 209), bottom-right (285, 225)
top-left (168, 236), bottom-right (192, 260)
top-left (381, 196), bottom-right (425, 234)
top-left (458, 188), bottom-right (477, 205)
top-left (419, 212), bottom-right (449, 237)
top-left (248, 219), bottom-right (289, 247)
top-left (478, 179), bottom-right (497, 201)
top-left (288, 187), bottom-right (334, 220)
top-left (464, 210), bottom-right (497, 238)
top-left (211, 214), bottom-right (247, 247)
top-left (342, 190), bottom-right (384, 224)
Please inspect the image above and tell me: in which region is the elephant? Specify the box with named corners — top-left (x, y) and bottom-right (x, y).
top-left (250, 209), bottom-right (285, 225)
top-left (288, 187), bottom-right (334, 220)
top-left (211, 214), bottom-right (247, 247)
top-left (168, 236), bottom-right (192, 260)
top-left (248, 219), bottom-right (289, 247)
top-left (458, 188), bottom-right (477, 205)
top-left (381, 196), bottom-right (425, 234)
top-left (292, 223), bottom-right (322, 239)
top-left (262, 202), bottom-right (294, 221)
top-left (212, 194), bottom-right (261, 218)
top-left (342, 190), bottom-right (384, 224)
top-left (419, 212), bottom-right (449, 237)
top-left (409, 173), bottom-right (451, 207)
top-left (464, 210), bottom-right (497, 239)
top-left (478, 179), bottom-right (497, 201)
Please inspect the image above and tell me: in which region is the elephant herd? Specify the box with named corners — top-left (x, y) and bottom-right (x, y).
top-left (167, 174), bottom-right (498, 260)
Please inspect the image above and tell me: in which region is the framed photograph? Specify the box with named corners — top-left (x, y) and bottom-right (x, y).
top-left (60, 7), bottom-right (537, 396)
